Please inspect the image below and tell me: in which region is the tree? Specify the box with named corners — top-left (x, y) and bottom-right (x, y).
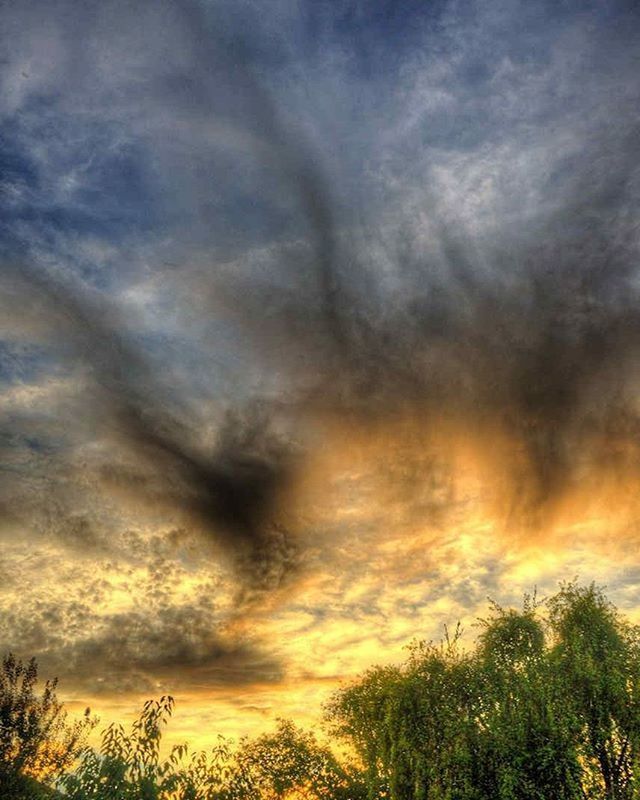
top-left (548, 582), bottom-right (640, 799)
top-left (58, 695), bottom-right (218, 800)
top-left (326, 628), bottom-right (483, 800)
top-left (474, 597), bottom-right (582, 800)
top-left (0, 653), bottom-right (94, 798)
top-left (326, 584), bottom-right (640, 800)
top-left (231, 718), bottom-right (366, 800)
top-left (11, 580), bottom-right (640, 800)
top-left (61, 700), bottom-right (364, 800)
top-left (325, 664), bottom-right (400, 799)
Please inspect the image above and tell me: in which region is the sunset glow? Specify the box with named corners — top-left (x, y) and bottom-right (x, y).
top-left (1, 0), bottom-right (640, 759)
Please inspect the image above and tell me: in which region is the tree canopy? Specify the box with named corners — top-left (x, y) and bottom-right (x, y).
top-left (327, 583), bottom-right (640, 800)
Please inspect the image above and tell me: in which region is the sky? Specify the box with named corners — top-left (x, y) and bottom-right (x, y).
top-left (1, 0), bottom-right (640, 749)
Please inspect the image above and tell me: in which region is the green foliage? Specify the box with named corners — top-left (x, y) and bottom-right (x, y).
top-left (59, 696), bottom-right (236, 800)
top-left (548, 582), bottom-right (640, 799)
top-left (473, 596), bottom-right (582, 800)
top-left (0, 653), bottom-right (94, 799)
top-left (231, 719), bottom-right (366, 799)
top-left (58, 701), bottom-right (365, 800)
top-left (327, 583), bottom-right (640, 800)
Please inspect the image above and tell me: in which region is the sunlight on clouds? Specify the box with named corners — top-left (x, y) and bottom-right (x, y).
top-left (8, 414), bottom-right (640, 752)
top-left (1, 0), bottom-right (640, 755)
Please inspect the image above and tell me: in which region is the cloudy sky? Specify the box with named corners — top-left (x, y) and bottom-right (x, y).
top-left (1, 0), bottom-right (640, 748)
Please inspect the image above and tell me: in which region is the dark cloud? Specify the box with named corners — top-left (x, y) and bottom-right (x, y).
top-left (1, 0), bottom-right (640, 601)
top-left (210, 118), bottom-right (640, 525)
top-left (0, 594), bottom-right (284, 695)
top-left (0, 262), bottom-right (298, 588)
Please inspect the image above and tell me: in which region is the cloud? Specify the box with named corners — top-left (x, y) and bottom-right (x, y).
top-left (6, 602), bottom-right (284, 696)
top-left (2, 0), bottom-right (640, 557)
top-left (0, 533), bottom-right (284, 696)
top-left (0, 262), bottom-right (299, 590)
top-left (1, 0), bottom-right (640, 732)
top-left (201, 0), bottom-right (640, 533)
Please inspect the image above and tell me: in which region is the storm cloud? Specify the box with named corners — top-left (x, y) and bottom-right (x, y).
top-left (1, 0), bottom-right (640, 710)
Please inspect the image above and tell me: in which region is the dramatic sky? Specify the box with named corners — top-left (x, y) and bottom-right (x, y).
top-left (1, 0), bottom-right (640, 748)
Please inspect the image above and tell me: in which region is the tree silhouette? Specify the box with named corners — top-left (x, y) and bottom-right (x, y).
top-left (61, 702), bottom-right (365, 800)
top-left (231, 718), bottom-right (365, 799)
top-left (0, 653), bottom-right (94, 798)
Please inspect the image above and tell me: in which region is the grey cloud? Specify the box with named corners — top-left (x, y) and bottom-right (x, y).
top-left (0, 263), bottom-right (299, 588)
top-left (0, 591), bottom-right (283, 696)
top-left (1, 0), bottom-right (640, 597)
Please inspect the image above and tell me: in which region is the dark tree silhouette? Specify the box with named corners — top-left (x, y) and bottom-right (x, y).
top-left (0, 654), bottom-right (94, 798)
